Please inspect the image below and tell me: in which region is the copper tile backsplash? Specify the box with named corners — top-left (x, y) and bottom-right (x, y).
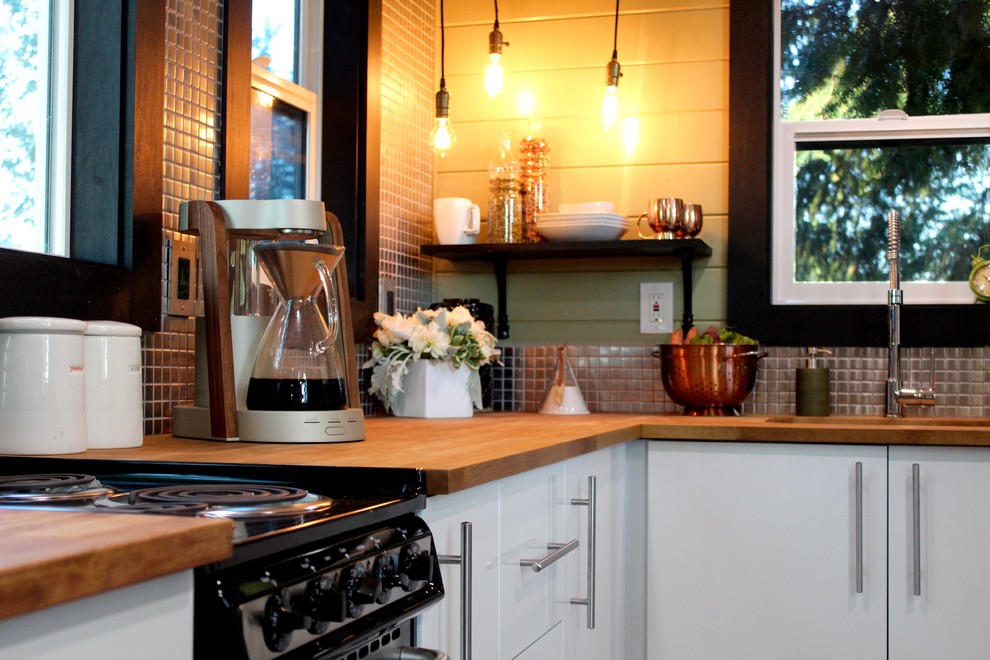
top-left (487, 345), bottom-right (988, 418)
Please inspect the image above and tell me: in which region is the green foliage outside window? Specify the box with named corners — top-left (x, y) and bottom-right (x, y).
top-left (0, 0), bottom-right (41, 251)
top-left (780, 0), bottom-right (990, 283)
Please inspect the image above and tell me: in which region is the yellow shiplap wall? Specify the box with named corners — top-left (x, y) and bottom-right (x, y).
top-left (433, 0), bottom-right (729, 344)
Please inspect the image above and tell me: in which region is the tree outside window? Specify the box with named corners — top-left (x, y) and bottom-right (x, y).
top-left (780, 0), bottom-right (990, 286)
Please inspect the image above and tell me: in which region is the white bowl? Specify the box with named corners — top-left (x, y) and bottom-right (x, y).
top-left (538, 217), bottom-right (629, 241)
top-left (558, 201), bottom-right (616, 215)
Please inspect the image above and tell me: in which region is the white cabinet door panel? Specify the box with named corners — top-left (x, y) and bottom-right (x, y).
top-left (499, 463), bottom-right (568, 660)
top-left (647, 441), bottom-right (887, 660)
top-left (512, 620), bottom-right (564, 660)
top-left (419, 481), bottom-right (500, 660)
top-left (889, 446), bottom-right (990, 660)
top-left (0, 571), bottom-right (193, 660)
top-left (565, 444), bottom-right (630, 660)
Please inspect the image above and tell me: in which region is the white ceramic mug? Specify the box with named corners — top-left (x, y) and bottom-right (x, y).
top-left (433, 197), bottom-right (481, 245)
top-left (84, 320), bottom-right (144, 449)
top-left (0, 316), bottom-right (88, 454)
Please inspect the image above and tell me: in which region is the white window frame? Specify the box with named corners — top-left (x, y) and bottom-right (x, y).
top-left (251, 63), bottom-right (319, 200)
top-left (772, 3), bottom-right (990, 305)
top-left (47, 0), bottom-right (73, 256)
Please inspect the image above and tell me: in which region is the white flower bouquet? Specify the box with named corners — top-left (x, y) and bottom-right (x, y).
top-left (364, 306), bottom-right (500, 413)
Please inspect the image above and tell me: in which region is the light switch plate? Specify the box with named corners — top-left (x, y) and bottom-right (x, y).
top-left (640, 282), bottom-right (673, 334)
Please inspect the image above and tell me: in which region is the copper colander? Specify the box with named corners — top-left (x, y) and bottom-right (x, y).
top-left (654, 344), bottom-right (766, 416)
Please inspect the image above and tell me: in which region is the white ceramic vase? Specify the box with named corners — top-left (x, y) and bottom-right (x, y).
top-left (393, 360), bottom-right (474, 419)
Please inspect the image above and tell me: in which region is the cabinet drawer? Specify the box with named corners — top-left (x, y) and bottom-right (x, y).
top-left (419, 482), bottom-right (499, 660)
top-left (499, 463), bottom-right (570, 660)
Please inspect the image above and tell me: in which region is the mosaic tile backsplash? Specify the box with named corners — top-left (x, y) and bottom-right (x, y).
top-left (481, 344), bottom-right (990, 419)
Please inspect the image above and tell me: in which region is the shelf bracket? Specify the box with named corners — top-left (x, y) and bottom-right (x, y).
top-left (675, 247), bottom-right (695, 333)
top-left (494, 257), bottom-right (509, 339)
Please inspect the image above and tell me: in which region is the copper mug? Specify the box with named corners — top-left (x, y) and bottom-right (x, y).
top-left (638, 197), bottom-right (684, 239)
top-left (679, 203), bottom-right (703, 238)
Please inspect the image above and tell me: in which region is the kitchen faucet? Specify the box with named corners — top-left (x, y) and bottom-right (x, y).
top-left (885, 210), bottom-right (936, 417)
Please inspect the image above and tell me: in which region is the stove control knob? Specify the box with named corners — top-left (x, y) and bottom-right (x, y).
top-left (373, 552), bottom-right (398, 603)
top-left (343, 564), bottom-right (381, 617)
top-left (398, 542), bottom-right (434, 587)
top-left (304, 578), bottom-right (347, 628)
top-left (353, 575), bottom-right (384, 606)
top-left (263, 590), bottom-right (303, 653)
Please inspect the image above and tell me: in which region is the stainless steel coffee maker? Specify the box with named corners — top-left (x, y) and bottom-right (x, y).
top-left (172, 200), bottom-right (365, 443)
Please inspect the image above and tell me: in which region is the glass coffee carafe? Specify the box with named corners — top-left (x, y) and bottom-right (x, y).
top-left (246, 242), bottom-right (347, 411)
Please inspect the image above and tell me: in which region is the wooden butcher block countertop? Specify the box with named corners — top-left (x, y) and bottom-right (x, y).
top-left (2, 411), bottom-right (990, 619)
top-left (41, 412), bottom-right (990, 495)
top-left (0, 510), bottom-right (231, 620)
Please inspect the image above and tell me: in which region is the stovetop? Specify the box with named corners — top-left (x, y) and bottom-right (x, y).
top-left (0, 456), bottom-right (443, 659)
top-left (0, 456), bottom-right (429, 566)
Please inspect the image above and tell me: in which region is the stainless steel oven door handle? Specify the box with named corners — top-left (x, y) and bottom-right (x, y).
top-left (384, 649), bottom-right (450, 659)
top-left (520, 538), bottom-right (580, 572)
top-left (438, 521), bottom-right (472, 660)
top-left (570, 475), bottom-right (597, 629)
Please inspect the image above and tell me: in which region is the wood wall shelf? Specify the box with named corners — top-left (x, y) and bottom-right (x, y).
top-left (420, 239), bottom-right (712, 339)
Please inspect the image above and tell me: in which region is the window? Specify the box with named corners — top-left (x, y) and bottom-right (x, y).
top-left (774, 0), bottom-right (990, 306)
top-left (250, 0), bottom-right (321, 201)
top-left (0, 0), bottom-right (72, 257)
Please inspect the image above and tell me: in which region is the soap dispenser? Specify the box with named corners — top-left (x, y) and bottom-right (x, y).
top-left (796, 347), bottom-right (833, 417)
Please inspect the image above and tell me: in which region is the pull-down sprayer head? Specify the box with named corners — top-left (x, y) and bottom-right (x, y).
top-left (887, 210), bottom-right (901, 290)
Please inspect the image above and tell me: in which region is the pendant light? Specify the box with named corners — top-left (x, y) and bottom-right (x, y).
top-left (485, 0), bottom-right (508, 99)
top-left (431, 0), bottom-right (455, 157)
top-left (602, 0), bottom-right (622, 130)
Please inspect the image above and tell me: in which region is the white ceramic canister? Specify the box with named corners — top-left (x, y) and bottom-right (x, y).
top-left (0, 317), bottom-right (88, 454)
top-left (84, 320), bottom-right (144, 448)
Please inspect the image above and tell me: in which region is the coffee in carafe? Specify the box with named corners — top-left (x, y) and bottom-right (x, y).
top-left (246, 242), bottom-right (347, 411)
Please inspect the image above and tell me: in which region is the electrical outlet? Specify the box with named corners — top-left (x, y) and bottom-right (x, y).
top-left (380, 277), bottom-right (397, 315)
top-left (640, 282), bottom-right (673, 334)
top-left (166, 234), bottom-right (202, 317)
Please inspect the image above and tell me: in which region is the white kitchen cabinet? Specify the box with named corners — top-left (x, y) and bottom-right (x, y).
top-left (564, 442), bottom-right (643, 660)
top-left (420, 444), bottom-right (637, 660)
top-left (888, 446), bottom-right (990, 660)
top-left (647, 441), bottom-right (887, 660)
top-left (499, 462), bottom-right (569, 660)
top-left (0, 570), bottom-right (193, 660)
top-left (419, 481), bottom-right (500, 660)
top-left (513, 620), bottom-right (564, 660)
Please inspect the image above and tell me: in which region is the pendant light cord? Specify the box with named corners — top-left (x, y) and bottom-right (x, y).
top-left (440, 0), bottom-right (446, 88)
top-left (494, 0), bottom-right (500, 30)
top-left (611, 0), bottom-right (620, 59)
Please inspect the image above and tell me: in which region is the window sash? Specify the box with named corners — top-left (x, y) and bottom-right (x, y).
top-left (773, 114), bottom-right (990, 305)
top-left (250, 63), bottom-right (319, 200)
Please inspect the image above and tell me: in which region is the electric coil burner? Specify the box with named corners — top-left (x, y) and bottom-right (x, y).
top-left (0, 457), bottom-right (446, 660)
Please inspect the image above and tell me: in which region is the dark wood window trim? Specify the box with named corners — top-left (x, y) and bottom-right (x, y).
top-left (727, 1), bottom-right (989, 347)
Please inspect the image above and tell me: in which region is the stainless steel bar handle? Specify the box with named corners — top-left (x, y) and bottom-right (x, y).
top-left (520, 538), bottom-right (580, 572)
top-left (437, 522), bottom-right (473, 660)
top-left (913, 463), bottom-right (922, 597)
top-left (570, 476), bottom-right (598, 629)
top-left (855, 462), bottom-right (864, 594)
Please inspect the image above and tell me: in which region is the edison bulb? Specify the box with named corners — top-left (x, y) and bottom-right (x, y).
top-left (485, 52), bottom-right (503, 99)
top-left (602, 83), bottom-right (619, 131)
top-left (431, 117), bottom-right (456, 157)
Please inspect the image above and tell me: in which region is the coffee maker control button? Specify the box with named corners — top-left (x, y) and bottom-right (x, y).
top-left (325, 426), bottom-right (345, 437)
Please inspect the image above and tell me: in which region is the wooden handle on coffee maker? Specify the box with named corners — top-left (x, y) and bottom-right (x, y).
top-left (325, 212), bottom-right (361, 409)
top-left (183, 201), bottom-right (238, 439)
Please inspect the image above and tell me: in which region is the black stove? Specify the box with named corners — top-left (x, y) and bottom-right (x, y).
top-left (0, 457), bottom-right (445, 660)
